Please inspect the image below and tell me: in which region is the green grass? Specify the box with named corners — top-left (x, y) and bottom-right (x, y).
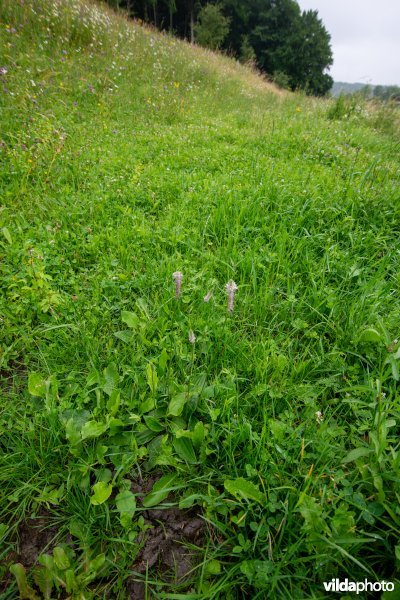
top-left (1, 0), bottom-right (400, 597)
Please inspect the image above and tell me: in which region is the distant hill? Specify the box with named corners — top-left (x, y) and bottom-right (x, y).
top-left (331, 81), bottom-right (400, 100)
top-left (331, 81), bottom-right (370, 97)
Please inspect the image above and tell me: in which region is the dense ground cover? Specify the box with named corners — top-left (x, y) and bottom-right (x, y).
top-left (1, 0), bottom-right (399, 597)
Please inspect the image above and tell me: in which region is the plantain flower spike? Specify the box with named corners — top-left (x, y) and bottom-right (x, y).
top-left (225, 279), bottom-right (238, 312)
top-left (188, 330), bottom-right (196, 344)
top-left (172, 271), bottom-right (183, 298)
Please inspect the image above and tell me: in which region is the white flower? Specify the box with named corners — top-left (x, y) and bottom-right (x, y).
top-left (315, 411), bottom-right (323, 424)
top-left (225, 280), bottom-right (238, 312)
top-left (188, 330), bottom-right (196, 344)
top-left (172, 271), bottom-right (183, 298)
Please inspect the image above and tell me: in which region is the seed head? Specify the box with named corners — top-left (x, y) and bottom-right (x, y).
top-left (225, 279), bottom-right (238, 312)
top-left (172, 271), bottom-right (183, 298)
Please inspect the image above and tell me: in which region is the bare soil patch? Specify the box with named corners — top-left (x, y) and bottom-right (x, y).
top-left (126, 477), bottom-right (205, 599)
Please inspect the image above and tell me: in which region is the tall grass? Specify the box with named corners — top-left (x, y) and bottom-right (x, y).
top-left (1, 0), bottom-right (399, 597)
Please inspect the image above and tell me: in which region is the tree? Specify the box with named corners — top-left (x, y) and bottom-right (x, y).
top-left (194, 3), bottom-right (230, 50)
top-left (239, 34), bottom-right (256, 64)
top-left (164, 0), bottom-right (177, 31)
top-left (293, 9), bottom-right (333, 95)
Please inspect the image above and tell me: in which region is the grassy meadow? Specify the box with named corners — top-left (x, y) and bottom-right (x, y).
top-left (1, 0), bottom-right (400, 597)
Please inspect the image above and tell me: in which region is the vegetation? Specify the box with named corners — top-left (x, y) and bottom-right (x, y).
top-left (194, 4), bottom-right (230, 51)
top-left (106, 0), bottom-right (333, 95)
top-left (1, 0), bottom-right (399, 598)
top-left (332, 82), bottom-right (400, 101)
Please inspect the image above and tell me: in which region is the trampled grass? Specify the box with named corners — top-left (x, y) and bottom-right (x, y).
top-left (0, 0), bottom-right (399, 597)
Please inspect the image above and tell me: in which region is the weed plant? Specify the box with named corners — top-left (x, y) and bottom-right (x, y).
top-left (0, 0), bottom-right (399, 597)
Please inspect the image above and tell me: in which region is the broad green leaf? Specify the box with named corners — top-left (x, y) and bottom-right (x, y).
top-left (116, 490), bottom-right (136, 521)
top-left (28, 373), bottom-right (46, 397)
top-left (86, 369), bottom-right (100, 386)
top-left (81, 420), bottom-right (108, 440)
top-left (10, 563), bottom-right (40, 600)
top-left (114, 330), bottom-right (134, 343)
top-left (358, 328), bottom-right (381, 343)
top-left (179, 494), bottom-right (203, 509)
top-left (107, 390), bottom-right (120, 416)
top-left (158, 348), bottom-right (168, 372)
top-left (108, 417), bottom-right (124, 435)
top-left (146, 362), bottom-right (158, 394)
top-left (103, 363), bottom-right (119, 396)
top-left (192, 421), bottom-right (205, 448)
top-left (53, 546), bottom-right (70, 570)
top-left (269, 419), bottom-right (289, 442)
top-left (64, 570), bottom-right (76, 594)
top-left (224, 478), bottom-right (264, 504)
top-left (167, 392), bottom-right (187, 417)
top-left (140, 397), bottom-right (156, 414)
top-left (33, 566), bottom-right (53, 599)
top-left (65, 418), bottom-right (82, 447)
top-left (209, 408), bottom-right (220, 421)
top-left (142, 473), bottom-right (177, 508)
top-left (173, 437), bottom-right (197, 463)
top-left (121, 311), bottom-right (139, 329)
top-left (174, 428), bottom-right (193, 439)
top-left (88, 553), bottom-right (106, 573)
top-left (342, 447), bottom-right (372, 463)
top-left (69, 518), bottom-right (87, 541)
top-left (90, 481), bottom-right (113, 505)
top-left (144, 416), bottom-right (164, 432)
top-left (204, 559), bottom-right (221, 576)
top-left (95, 468), bottom-right (112, 483)
top-left (2, 227), bottom-right (12, 244)
top-left (38, 554), bottom-right (54, 571)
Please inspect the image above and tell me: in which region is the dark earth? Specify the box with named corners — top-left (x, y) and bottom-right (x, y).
top-left (1, 477), bottom-right (205, 599)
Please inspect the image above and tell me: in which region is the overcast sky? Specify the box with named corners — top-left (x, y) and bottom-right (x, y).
top-left (297, 0), bottom-right (400, 85)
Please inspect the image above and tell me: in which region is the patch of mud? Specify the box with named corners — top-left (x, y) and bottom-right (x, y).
top-left (126, 477), bottom-right (205, 599)
top-left (17, 509), bottom-right (60, 567)
top-left (0, 509), bottom-right (60, 593)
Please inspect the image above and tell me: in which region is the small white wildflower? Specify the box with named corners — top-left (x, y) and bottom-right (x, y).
top-left (188, 330), bottom-right (196, 344)
top-left (172, 271), bottom-right (183, 298)
top-left (225, 280), bottom-right (238, 312)
top-left (203, 291), bottom-right (212, 302)
top-left (315, 411), bottom-right (323, 424)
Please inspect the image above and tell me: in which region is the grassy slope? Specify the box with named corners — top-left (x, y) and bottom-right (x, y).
top-left (1, 0), bottom-right (400, 597)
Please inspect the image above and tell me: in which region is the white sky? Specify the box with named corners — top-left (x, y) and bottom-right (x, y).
top-left (297, 0), bottom-right (400, 85)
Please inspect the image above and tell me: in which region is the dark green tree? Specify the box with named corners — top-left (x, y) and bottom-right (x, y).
top-left (293, 9), bottom-right (333, 95)
top-left (194, 3), bottom-right (230, 50)
top-left (164, 0), bottom-right (177, 31)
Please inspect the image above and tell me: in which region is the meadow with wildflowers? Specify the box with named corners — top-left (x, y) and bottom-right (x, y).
top-left (0, 0), bottom-right (400, 597)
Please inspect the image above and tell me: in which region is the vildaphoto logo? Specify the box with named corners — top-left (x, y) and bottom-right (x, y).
top-left (323, 579), bottom-right (395, 594)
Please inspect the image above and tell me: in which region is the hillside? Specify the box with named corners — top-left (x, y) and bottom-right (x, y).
top-left (331, 81), bottom-right (368, 96)
top-left (1, 0), bottom-right (399, 598)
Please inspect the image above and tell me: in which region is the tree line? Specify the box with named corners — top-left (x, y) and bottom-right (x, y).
top-left (104, 0), bottom-right (334, 96)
